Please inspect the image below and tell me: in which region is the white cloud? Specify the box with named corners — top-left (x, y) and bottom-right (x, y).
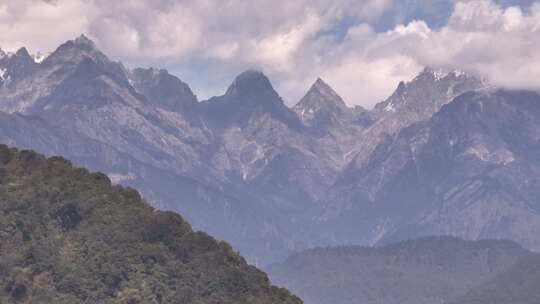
top-left (250, 13), bottom-right (323, 71)
top-left (409, 0), bottom-right (540, 92)
top-left (1, 0), bottom-right (539, 108)
top-left (0, 0), bottom-right (91, 52)
top-left (299, 0), bottom-right (540, 107)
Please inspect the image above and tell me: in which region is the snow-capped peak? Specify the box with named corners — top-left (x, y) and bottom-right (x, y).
top-left (418, 67), bottom-right (473, 83)
top-left (44, 34), bottom-right (110, 67)
top-left (432, 68), bottom-right (448, 81)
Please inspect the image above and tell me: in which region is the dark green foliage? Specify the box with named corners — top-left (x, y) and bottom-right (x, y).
top-left (0, 145), bottom-right (302, 304)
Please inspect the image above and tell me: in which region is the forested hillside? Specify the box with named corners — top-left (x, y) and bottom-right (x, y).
top-left (0, 145), bottom-right (301, 304)
top-left (268, 237), bottom-right (529, 304)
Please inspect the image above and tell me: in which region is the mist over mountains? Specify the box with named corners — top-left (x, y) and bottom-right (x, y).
top-left (2, 35), bottom-right (540, 270)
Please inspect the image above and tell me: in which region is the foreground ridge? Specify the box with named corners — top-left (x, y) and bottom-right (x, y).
top-left (0, 145), bottom-right (302, 304)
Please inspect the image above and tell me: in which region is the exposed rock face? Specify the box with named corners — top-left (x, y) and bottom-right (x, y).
top-left (200, 69), bottom-right (303, 130)
top-left (324, 90), bottom-right (540, 251)
top-left (348, 67), bottom-right (488, 169)
top-left (130, 67), bottom-right (198, 111)
top-left (294, 78), bottom-right (353, 128)
top-left (0, 35), bottom-right (539, 266)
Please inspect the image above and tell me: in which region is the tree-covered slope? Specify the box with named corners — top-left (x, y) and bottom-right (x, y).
top-left (450, 253), bottom-right (540, 304)
top-left (0, 145), bottom-right (301, 304)
top-left (268, 237), bottom-right (528, 304)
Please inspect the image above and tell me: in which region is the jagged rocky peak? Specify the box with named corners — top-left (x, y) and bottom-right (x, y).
top-left (14, 47), bottom-right (31, 60)
top-left (13, 47), bottom-right (36, 69)
top-left (74, 34), bottom-right (95, 47)
top-left (0, 46), bottom-right (38, 85)
top-left (415, 66), bottom-right (476, 82)
top-left (43, 34), bottom-right (110, 66)
top-left (1, 47), bottom-right (35, 66)
top-left (374, 66), bottom-right (485, 114)
top-left (201, 69), bottom-right (302, 129)
top-left (217, 69), bottom-right (292, 111)
top-left (294, 77), bottom-right (354, 127)
top-left (296, 78), bottom-right (349, 113)
top-left (310, 78), bottom-right (345, 102)
top-left (224, 69), bottom-right (281, 101)
top-left (130, 67), bottom-right (197, 111)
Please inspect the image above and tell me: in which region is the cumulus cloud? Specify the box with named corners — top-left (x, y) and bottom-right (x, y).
top-left (0, 0), bottom-right (539, 108)
top-left (293, 0), bottom-right (540, 107)
top-left (393, 0), bottom-right (540, 94)
top-left (0, 0), bottom-right (90, 51)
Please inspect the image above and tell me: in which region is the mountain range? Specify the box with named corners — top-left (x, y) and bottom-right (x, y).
top-left (1, 35), bottom-right (540, 266)
top-left (268, 236), bottom-right (540, 304)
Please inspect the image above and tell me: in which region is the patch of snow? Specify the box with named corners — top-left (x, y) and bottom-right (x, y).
top-left (384, 102), bottom-right (396, 112)
top-left (433, 68), bottom-right (450, 81)
top-left (108, 172), bottom-right (136, 184)
top-left (452, 69), bottom-right (466, 77)
top-left (0, 68), bottom-right (6, 80)
top-left (464, 145), bottom-right (515, 165)
top-left (32, 52), bottom-right (48, 63)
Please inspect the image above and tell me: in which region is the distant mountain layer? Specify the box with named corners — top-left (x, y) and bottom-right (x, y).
top-left (2, 35), bottom-right (540, 266)
top-left (268, 237), bottom-right (535, 304)
top-left (324, 90), bottom-right (540, 251)
top-left (450, 253), bottom-right (540, 304)
top-left (0, 145), bottom-right (301, 304)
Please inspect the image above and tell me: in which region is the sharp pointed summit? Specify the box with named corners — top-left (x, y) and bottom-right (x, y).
top-left (296, 78), bottom-right (348, 111)
top-left (374, 66), bottom-right (485, 118)
top-left (43, 34), bottom-right (109, 67)
top-left (311, 77), bottom-right (340, 96)
top-left (294, 77), bottom-right (352, 128)
top-left (15, 47), bottom-right (31, 59)
top-left (0, 46), bottom-right (37, 87)
top-left (73, 34), bottom-right (96, 47)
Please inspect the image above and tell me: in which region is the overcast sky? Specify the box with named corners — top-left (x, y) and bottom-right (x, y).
top-left (1, 0), bottom-right (539, 108)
